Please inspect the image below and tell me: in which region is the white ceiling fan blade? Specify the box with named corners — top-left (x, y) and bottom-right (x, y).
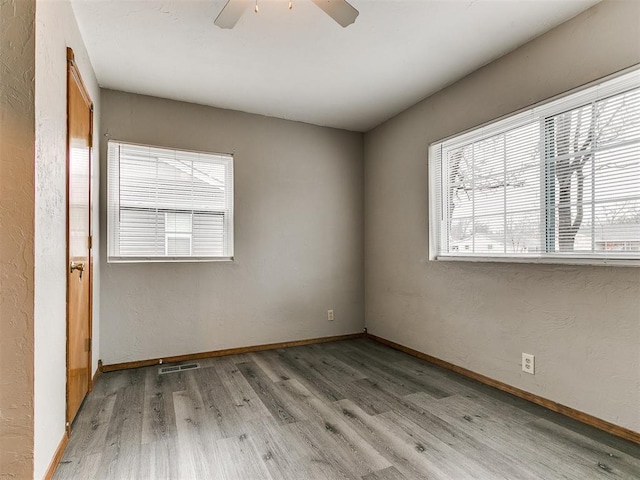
top-left (311, 0), bottom-right (359, 28)
top-left (214, 0), bottom-right (252, 29)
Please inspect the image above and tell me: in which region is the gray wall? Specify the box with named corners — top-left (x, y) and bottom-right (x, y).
top-left (364, 0), bottom-right (640, 432)
top-left (100, 90), bottom-right (364, 365)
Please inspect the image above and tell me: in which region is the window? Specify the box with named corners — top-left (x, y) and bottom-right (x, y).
top-left (165, 212), bottom-right (192, 256)
top-left (107, 141), bottom-right (233, 262)
top-left (429, 69), bottom-right (640, 265)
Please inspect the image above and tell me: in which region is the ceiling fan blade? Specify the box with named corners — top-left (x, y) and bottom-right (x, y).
top-left (311, 0), bottom-right (359, 28)
top-left (214, 0), bottom-right (252, 29)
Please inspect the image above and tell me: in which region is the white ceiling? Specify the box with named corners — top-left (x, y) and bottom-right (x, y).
top-left (71, 0), bottom-right (600, 132)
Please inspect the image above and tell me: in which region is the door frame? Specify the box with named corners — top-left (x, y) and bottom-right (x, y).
top-left (65, 47), bottom-right (94, 429)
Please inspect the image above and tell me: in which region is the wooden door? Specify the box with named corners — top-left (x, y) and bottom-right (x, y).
top-left (66, 48), bottom-right (93, 426)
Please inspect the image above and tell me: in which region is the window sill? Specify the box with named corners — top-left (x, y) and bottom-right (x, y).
top-left (107, 256), bottom-right (234, 264)
top-left (431, 254), bottom-right (639, 267)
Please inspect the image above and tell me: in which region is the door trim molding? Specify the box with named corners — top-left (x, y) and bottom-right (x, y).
top-left (66, 48), bottom-right (92, 108)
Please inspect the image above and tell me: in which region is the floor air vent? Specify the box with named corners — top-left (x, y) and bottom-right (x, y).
top-left (159, 363), bottom-right (200, 375)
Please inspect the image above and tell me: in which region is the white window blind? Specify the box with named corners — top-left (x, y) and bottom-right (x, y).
top-left (107, 141), bottom-right (233, 262)
top-left (429, 69), bottom-right (640, 265)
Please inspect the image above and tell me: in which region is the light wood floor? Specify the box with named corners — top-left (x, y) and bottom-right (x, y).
top-left (55, 338), bottom-right (640, 479)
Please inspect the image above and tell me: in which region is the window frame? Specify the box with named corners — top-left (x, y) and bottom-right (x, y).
top-left (107, 140), bottom-right (234, 263)
top-left (428, 67), bottom-right (640, 267)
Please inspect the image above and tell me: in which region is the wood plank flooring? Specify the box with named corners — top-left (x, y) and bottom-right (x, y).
top-left (54, 339), bottom-right (640, 479)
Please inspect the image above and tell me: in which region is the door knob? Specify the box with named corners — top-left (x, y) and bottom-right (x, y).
top-left (70, 261), bottom-right (85, 279)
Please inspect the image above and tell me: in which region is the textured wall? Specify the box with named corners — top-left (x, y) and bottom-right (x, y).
top-left (100, 90), bottom-right (364, 365)
top-left (0, 1), bottom-right (36, 478)
top-left (34, 0), bottom-right (101, 477)
top-left (364, 0), bottom-right (640, 432)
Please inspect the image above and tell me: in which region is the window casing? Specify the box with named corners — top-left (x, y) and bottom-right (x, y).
top-left (429, 69), bottom-right (640, 265)
top-left (107, 141), bottom-right (234, 262)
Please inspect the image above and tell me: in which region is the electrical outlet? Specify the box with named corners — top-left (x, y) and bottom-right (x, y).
top-left (327, 309), bottom-right (334, 321)
top-left (522, 353), bottom-right (535, 374)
